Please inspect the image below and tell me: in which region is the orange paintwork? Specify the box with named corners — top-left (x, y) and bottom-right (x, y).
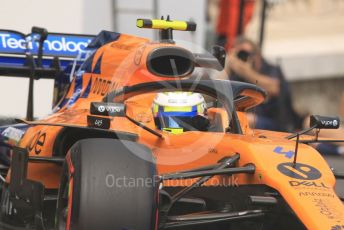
top-left (8, 32), bottom-right (343, 229)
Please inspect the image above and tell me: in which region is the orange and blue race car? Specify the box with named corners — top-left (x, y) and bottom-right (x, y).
top-left (0, 17), bottom-right (343, 230)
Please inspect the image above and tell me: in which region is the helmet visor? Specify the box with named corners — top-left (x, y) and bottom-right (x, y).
top-left (155, 115), bottom-right (198, 132)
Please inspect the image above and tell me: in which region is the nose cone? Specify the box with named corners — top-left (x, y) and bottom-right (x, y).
top-left (244, 139), bottom-right (343, 230)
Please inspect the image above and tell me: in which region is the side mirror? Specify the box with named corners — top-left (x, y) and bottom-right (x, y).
top-left (310, 115), bottom-right (340, 129)
top-left (193, 46), bottom-right (226, 71)
top-left (212, 45), bottom-right (226, 69)
top-left (90, 102), bottom-right (126, 117)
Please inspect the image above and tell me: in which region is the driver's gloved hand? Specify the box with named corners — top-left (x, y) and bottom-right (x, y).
top-left (191, 115), bottom-right (210, 131)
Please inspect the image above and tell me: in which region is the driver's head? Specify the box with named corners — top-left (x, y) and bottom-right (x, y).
top-left (153, 92), bottom-right (209, 134)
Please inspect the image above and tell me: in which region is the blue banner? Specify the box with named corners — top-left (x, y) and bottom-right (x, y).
top-left (0, 30), bottom-right (95, 57)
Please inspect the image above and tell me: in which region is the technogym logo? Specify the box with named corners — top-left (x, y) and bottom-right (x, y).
top-left (0, 31), bottom-right (93, 57)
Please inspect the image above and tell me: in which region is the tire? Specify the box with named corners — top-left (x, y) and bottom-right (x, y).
top-left (55, 138), bottom-right (158, 230)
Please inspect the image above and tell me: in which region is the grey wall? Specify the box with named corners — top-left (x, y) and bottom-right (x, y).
top-left (0, 0), bottom-right (113, 118)
top-left (290, 77), bottom-right (344, 117)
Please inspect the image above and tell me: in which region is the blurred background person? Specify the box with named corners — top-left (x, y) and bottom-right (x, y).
top-left (219, 36), bottom-right (304, 132)
top-left (212, 0), bottom-right (305, 132)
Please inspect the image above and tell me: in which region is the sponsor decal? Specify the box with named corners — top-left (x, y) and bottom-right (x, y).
top-left (208, 147), bottom-right (218, 154)
top-left (91, 77), bottom-right (120, 96)
top-left (90, 102), bottom-right (126, 117)
top-left (0, 31), bottom-right (93, 57)
top-left (87, 115), bottom-right (111, 129)
top-left (321, 120), bottom-right (338, 128)
top-left (99, 105), bottom-right (122, 114)
top-left (28, 131), bottom-right (46, 155)
top-left (311, 115), bottom-right (340, 129)
top-left (313, 198), bottom-right (342, 220)
top-left (289, 180), bottom-right (329, 189)
top-left (332, 120), bottom-right (338, 127)
top-left (277, 162), bottom-right (321, 180)
top-left (298, 191), bottom-right (334, 197)
top-left (273, 146), bottom-right (294, 159)
top-left (98, 105), bottom-right (106, 113)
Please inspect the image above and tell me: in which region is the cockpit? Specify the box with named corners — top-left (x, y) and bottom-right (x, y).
top-left (103, 79), bottom-right (266, 135)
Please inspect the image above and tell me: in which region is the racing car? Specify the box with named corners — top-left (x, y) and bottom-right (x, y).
top-left (0, 17), bottom-right (344, 230)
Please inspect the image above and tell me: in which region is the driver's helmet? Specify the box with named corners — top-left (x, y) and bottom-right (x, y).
top-left (153, 92), bottom-right (208, 134)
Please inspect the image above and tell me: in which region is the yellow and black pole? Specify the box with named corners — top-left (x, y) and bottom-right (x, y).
top-left (136, 16), bottom-right (197, 43)
top-left (136, 18), bottom-right (197, 31)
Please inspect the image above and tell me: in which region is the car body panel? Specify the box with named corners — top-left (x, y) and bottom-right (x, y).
top-left (1, 29), bottom-right (343, 229)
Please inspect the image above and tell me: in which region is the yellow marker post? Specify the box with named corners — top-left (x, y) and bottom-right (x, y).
top-left (136, 19), bottom-right (197, 31)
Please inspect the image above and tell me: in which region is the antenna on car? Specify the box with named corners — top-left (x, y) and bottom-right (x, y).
top-left (287, 115), bottom-right (341, 165)
top-left (293, 133), bottom-right (300, 165)
top-left (136, 16), bottom-right (197, 43)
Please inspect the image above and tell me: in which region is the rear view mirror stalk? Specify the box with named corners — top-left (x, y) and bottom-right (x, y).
top-left (287, 115), bottom-right (340, 140)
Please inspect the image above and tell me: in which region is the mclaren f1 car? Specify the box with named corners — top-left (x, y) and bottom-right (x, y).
top-left (0, 17), bottom-right (344, 230)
